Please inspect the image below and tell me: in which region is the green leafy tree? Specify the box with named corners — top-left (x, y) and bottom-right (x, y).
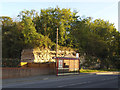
top-left (89, 19), bottom-right (119, 68)
top-left (1, 16), bottom-right (24, 58)
top-left (34, 7), bottom-right (76, 46)
top-left (20, 15), bottom-right (55, 49)
top-left (1, 8), bottom-right (119, 69)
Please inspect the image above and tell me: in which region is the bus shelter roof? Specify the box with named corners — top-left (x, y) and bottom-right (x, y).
top-left (52, 57), bottom-right (79, 60)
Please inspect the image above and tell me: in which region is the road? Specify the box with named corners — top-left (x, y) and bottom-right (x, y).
top-left (3, 74), bottom-right (119, 88)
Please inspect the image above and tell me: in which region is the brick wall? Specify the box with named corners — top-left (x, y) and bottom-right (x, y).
top-left (2, 63), bottom-right (56, 79)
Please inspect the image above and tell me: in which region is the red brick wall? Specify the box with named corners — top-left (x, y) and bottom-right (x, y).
top-left (2, 63), bottom-right (56, 79)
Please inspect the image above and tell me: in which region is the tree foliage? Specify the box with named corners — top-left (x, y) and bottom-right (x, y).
top-left (34, 7), bottom-right (76, 46)
top-left (1, 7), bottom-right (120, 68)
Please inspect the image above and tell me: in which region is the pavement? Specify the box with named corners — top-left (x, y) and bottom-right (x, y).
top-left (96, 71), bottom-right (120, 75)
top-left (83, 71), bottom-right (120, 75)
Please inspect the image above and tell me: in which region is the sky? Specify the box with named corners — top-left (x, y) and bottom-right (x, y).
top-left (0, 0), bottom-right (119, 30)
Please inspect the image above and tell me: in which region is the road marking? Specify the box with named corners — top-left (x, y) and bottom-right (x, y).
top-left (58, 81), bottom-right (90, 87)
top-left (58, 73), bottom-right (79, 75)
top-left (43, 78), bottom-right (48, 80)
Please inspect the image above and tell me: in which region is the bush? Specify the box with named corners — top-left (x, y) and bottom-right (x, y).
top-left (2, 58), bottom-right (21, 67)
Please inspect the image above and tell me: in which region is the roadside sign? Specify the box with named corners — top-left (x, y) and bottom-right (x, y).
top-left (58, 59), bottom-right (63, 68)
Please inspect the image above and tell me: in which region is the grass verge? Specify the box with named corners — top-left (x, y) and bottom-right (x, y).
top-left (80, 68), bottom-right (119, 73)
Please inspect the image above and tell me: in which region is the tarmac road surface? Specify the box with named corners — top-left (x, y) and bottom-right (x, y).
top-left (2, 74), bottom-right (119, 88)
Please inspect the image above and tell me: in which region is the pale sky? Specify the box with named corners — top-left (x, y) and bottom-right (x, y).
top-left (0, 0), bottom-right (119, 30)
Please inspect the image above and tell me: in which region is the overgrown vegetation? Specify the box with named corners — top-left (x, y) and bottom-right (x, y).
top-left (1, 7), bottom-right (120, 69)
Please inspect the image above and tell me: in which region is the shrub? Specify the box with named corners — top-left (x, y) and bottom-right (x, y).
top-left (2, 58), bottom-right (21, 67)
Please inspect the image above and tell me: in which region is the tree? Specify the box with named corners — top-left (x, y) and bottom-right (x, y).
top-left (20, 15), bottom-right (55, 49)
top-left (34, 7), bottom-right (76, 46)
top-left (0, 16), bottom-right (14, 34)
top-left (1, 16), bottom-right (24, 58)
top-left (89, 19), bottom-right (119, 68)
top-left (1, 8), bottom-right (119, 69)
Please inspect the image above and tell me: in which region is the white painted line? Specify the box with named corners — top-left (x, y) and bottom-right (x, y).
top-left (58, 81), bottom-right (89, 87)
top-left (58, 68), bottom-right (79, 69)
top-left (58, 73), bottom-right (79, 75)
top-left (43, 78), bottom-right (48, 80)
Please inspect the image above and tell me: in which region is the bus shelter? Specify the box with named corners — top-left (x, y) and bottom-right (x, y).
top-left (53, 57), bottom-right (80, 76)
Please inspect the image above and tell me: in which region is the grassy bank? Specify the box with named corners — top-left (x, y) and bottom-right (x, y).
top-left (80, 68), bottom-right (119, 73)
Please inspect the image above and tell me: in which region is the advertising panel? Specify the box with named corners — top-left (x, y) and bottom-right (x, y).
top-left (58, 59), bottom-right (63, 68)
